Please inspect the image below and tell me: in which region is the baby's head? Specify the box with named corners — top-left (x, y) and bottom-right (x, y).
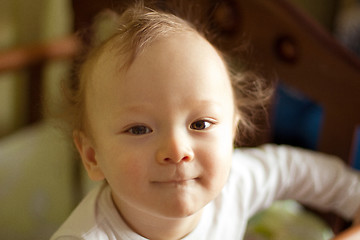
top-left (64, 3), bottom-right (271, 236)
top-left (67, 3), bottom-right (271, 146)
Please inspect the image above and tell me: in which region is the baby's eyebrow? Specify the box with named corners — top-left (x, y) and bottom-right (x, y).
top-left (115, 103), bottom-right (155, 114)
top-left (195, 100), bottom-right (223, 107)
top-left (188, 100), bottom-right (225, 110)
top-left (115, 100), bottom-right (224, 116)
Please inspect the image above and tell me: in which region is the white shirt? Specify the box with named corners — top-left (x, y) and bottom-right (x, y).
top-left (51, 144), bottom-right (360, 240)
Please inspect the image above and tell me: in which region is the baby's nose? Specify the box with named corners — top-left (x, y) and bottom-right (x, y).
top-left (156, 133), bottom-right (194, 164)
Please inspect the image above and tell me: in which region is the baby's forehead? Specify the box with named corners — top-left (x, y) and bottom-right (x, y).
top-left (90, 30), bottom-right (213, 77)
top-left (85, 30), bottom-right (229, 99)
top-left (84, 37), bottom-right (129, 88)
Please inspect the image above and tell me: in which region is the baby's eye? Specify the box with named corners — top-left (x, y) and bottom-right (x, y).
top-left (126, 125), bottom-right (153, 135)
top-left (190, 120), bottom-right (213, 130)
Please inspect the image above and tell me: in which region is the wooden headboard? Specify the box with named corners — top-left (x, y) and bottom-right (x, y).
top-left (235, 0), bottom-right (360, 164)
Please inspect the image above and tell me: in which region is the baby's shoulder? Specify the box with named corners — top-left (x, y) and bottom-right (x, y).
top-left (50, 184), bottom-right (105, 240)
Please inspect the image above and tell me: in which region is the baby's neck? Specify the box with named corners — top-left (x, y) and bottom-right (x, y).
top-left (116, 199), bottom-right (203, 240)
top-left (127, 212), bottom-right (202, 240)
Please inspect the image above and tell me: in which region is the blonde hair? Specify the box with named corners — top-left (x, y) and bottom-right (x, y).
top-left (62, 2), bottom-right (273, 146)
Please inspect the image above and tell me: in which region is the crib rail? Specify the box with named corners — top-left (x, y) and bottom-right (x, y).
top-left (0, 35), bottom-right (80, 73)
top-left (0, 35), bottom-right (80, 125)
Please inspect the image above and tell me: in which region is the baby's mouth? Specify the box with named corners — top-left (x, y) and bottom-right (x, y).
top-left (151, 177), bottom-right (200, 186)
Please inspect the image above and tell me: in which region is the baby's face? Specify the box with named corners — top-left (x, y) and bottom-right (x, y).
top-left (82, 32), bottom-right (236, 220)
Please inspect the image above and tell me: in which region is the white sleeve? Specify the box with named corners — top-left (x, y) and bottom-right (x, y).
top-left (233, 144), bottom-right (360, 220)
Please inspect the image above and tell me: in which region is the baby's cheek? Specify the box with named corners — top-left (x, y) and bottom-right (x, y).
top-left (122, 157), bottom-right (147, 183)
top-left (107, 158), bottom-right (146, 199)
top-left (200, 150), bottom-right (231, 186)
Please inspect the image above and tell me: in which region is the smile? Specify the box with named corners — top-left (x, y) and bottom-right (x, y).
top-left (151, 178), bottom-right (199, 186)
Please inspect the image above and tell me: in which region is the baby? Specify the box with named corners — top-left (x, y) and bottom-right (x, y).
top-left (51, 3), bottom-right (360, 240)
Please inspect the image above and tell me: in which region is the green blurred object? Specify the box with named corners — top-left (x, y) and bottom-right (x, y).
top-left (244, 200), bottom-right (334, 240)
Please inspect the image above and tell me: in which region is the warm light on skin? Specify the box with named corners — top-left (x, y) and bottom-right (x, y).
top-left (74, 32), bottom-right (238, 239)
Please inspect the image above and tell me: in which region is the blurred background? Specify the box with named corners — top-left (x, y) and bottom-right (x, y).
top-left (0, 0), bottom-right (359, 239)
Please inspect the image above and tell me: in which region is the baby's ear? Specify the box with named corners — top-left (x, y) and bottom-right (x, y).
top-left (73, 130), bottom-right (105, 181)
